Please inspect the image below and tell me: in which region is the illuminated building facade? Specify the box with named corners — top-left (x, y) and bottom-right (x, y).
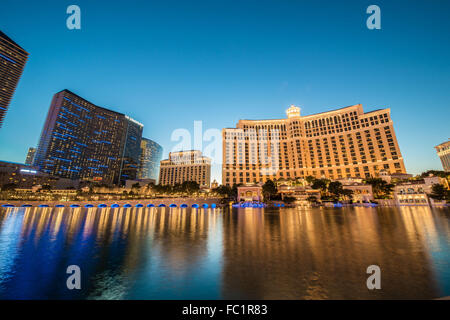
top-left (25, 147), bottom-right (36, 165)
top-left (34, 90), bottom-right (143, 185)
top-left (0, 31), bottom-right (29, 127)
top-left (138, 138), bottom-right (163, 181)
top-left (435, 140), bottom-right (450, 172)
top-left (0, 160), bottom-right (78, 189)
top-left (222, 104), bottom-right (406, 185)
top-left (159, 150), bottom-right (211, 187)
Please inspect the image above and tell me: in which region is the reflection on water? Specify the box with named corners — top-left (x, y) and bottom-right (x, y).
top-left (0, 206), bottom-right (448, 299)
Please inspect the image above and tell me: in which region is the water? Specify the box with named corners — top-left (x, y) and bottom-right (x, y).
top-left (0, 206), bottom-right (449, 299)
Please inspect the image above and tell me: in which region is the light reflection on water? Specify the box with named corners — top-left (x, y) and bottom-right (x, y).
top-left (0, 206), bottom-right (448, 299)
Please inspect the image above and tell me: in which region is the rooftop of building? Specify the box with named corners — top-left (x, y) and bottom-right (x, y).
top-left (0, 30), bottom-right (28, 54)
top-left (435, 139), bottom-right (450, 148)
top-left (59, 89), bottom-right (126, 116)
top-left (228, 104), bottom-right (389, 128)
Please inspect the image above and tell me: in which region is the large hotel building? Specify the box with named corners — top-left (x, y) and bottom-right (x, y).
top-left (159, 150), bottom-right (211, 187)
top-left (138, 138), bottom-right (163, 181)
top-left (435, 140), bottom-right (450, 172)
top-left (0, 31), bottom-right (29, 127)
top-left (222, 104), bottom-right (406, 185)
top-left (34, 90), bottom-right (143, 185)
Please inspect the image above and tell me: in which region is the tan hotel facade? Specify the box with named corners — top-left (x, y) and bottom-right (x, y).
top-left (222, 104), bottom-right (406, 186)
top-left (159, 150), bottom-right (211, 187)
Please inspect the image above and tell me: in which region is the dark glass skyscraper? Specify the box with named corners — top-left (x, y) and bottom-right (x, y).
top-left (34, 90), bottom-right (143, 185)
top-left (25, 147), bottom-right (36, 165)
top-left (0, 30), bottom-right (29, 128)
top-left (138, 138), bottom-right (163, 181)
top-left (119, 116), bottom-right (143, 184)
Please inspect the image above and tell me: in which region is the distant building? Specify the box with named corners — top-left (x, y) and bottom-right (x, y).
top-left (277, 185), bottom-right (321, 203)
top-left (159, 150), bottom-right (211, 187)
top-left (435, 140), bottom-right (450, 172)
top-left (119, 116), bottom-right (144, 184)
top-left (394, 176), bottom-right (447, 206)
top-left (378, 169), bottom-right (412, 184)
top-left (25, 147), bottom-right (36, 165)
top-left (0, 31), bottom-right (29, 128)
top-left (340, 182), bottom-right (374, 203)
top-left (222, 104), bottom-right (406, 186)
top-left (138, 138), bottom-right (163, 181)
top-left (33, 90), bottom-right (143, 186)
top-left (237, 185), bottom-right (263, 202)
top-left (211, 179), bottom-right (219, 189)
top-left (0, 160), bottom-right (78, 189)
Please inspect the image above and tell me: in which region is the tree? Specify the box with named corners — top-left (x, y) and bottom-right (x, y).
top-left (305, 176), bottom-right (316, 184)
top-left (429, 184), bottom-right (448, 201)
top-left (328, 181), bottom-right (343, 197)
top-left (306, 195), bottom-right (318, 204)
top-left (214, 185), bottom-right (232, 197)
top-left (131, 182), bottom-right (141, 189)
top-left (262, 180), bottom-right (277, 200)
top-left (364, 178), bottom-right (394, 199)
top-left (341, 188), bottom-right (354, 200)
top-left (311, 179), bottom-right (329, 192)
top-left (230, 184), bottom-right (240, 202)
top-left (182, 181), bottom-right (200, 195)
top-left (420, 170), bottom-right (448, 179)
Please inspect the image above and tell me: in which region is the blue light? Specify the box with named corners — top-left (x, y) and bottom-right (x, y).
top-left (0, 53), bottom-right (16, 63)
top-left (75, 142), bottom-right (87, 147)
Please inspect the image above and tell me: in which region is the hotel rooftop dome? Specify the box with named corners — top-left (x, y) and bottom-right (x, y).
top-left (286, 105), bottom-right (301, 118)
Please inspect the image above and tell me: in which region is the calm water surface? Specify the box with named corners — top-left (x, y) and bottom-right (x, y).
top-left (0, 206), bottom-right (449, 299)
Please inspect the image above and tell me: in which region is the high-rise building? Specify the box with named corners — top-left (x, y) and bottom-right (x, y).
top-left (435, 140), bottom-right (450, 172)
top-left (222, 104), bottom-right (406, 186)
top-left (34, 90), bottom-right (143, 185)
top-left (138, 138), bottom-right (163, 181)
top-left (159, 150), bottom-right (211, 187)
top-left (25, 147), bottom-right (36, 165)
top-left (0, 30), bottom-right (29, 128)
top-left (119, 116), bottom-right (143, 184)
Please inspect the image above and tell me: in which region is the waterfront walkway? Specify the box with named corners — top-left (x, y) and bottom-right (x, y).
top-left (0, 198), bottom-right (224, 209)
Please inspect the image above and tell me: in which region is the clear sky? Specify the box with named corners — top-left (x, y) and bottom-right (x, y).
top-left (0, 0), bottom-right (449, 182)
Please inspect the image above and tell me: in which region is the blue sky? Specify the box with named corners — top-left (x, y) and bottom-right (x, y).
top-left (0, 0), bottom-right (449, 182)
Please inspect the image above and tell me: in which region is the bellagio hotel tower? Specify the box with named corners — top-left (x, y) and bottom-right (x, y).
top-left (222, 104), bottom-right (406, 186)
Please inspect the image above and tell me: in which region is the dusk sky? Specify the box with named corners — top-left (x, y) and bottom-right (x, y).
top-left (0, 0), bottom-right (449, 182)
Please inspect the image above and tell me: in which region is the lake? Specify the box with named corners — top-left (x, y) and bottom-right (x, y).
top-left (0, 206), bottom-right (449, 299)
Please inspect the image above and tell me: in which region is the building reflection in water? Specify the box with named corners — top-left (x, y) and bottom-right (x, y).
top-left (221, 206), bottom-right (450, 299)
top-left (0, 206), bottom-right (448, 299)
